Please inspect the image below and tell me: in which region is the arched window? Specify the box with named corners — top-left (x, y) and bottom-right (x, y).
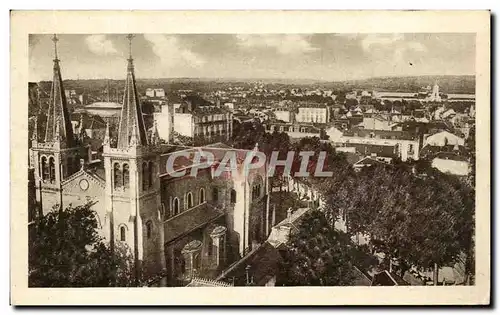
top-left (113, 163), bottom-right (122, 189)
top-left (146, 221), bottom-right (153, 239)
top-left (148, 161), bottom-right (154, 188)
top-left (199, 188), bottom-right (205, 204)
top-left (122, 163), bottom-right (129, 189)
top-left (212, 187), bottom-right (218, 202)
top-left (40, 156), bottom-right (48, 181)
top-left (49, 157), bottom-right (55, 183)
top-left (230, 189), bottom-right (236, 203)
top-left (252, 184), bottom-right (261, 200)
top-left (120, 226), bottom-right (126, 241)
top-left (173, 197), bottom-right (180, 216)
top-left (142, 162), bottom-right (148, 191)
top-left (187, 192), bottom-right (193, 209)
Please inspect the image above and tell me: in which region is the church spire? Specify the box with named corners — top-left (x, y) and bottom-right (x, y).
top-left (117, 34), bottom-right (148, 149)
top-left (44, 34), bottom-right (75, 147)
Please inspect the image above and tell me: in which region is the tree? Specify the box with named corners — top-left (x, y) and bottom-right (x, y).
top-left (280, 211), bottom-right (356, 286)
top-left (323, 163), bottom-right (474, 284)
top-left (345, 98), bottom-right (359, 109)
top-left (29, 202), bottom-right (135, 287)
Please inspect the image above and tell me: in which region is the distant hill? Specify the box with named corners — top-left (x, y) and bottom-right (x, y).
top-left (30, 74), bottom-right (475, 97)
top-left (325, 75), bottom-right (475, 94)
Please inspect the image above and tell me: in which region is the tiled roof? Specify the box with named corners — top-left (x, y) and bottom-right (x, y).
top-left (164, 203), bottom-right (224, 244)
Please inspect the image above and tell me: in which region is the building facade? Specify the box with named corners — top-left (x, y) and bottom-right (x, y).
top-left (296, 104), bottom-right (330, 124)
top-left (29, 36), bottom-right (269, 286)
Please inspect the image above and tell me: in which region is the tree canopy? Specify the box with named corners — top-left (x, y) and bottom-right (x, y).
top-left (320, 161), bottom-right (474, 281)
top-left (29, 203), bottom-right (135, 287)
top-left (279, 211), bottom-right (356, 286)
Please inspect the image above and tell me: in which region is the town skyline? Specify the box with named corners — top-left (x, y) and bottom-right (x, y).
top-left (29, 33), bottom-right (476, 82)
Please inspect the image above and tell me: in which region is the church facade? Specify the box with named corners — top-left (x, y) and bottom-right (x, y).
top-left (29, 35), bottom-right (270, 286)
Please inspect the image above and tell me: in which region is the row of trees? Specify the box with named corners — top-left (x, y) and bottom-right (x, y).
top-left (231, 119), bottom-right (475, 285)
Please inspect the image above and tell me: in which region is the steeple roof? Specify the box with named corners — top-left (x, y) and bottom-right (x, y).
top-left (44, 34), bottom-right (75, 147)
top-left (117, 34), bottom-right (148, 149)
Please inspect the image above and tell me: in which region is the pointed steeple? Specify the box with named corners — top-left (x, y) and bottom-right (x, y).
top-left (54, 119), bottom-right (61, 142)
top-left (44, 34), bottom-right (75, 147)
top-left (129, 124), bottom-right (138, 147)
top-left (117, 34), bottom-right (148, 149)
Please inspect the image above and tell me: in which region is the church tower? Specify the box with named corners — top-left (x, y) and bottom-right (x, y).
top-left (102, 35), bottom-right (165, 283)
top-left (31, 35), bottom-right (86, 214)
top-left (430, 81), bottom-right (441, 102)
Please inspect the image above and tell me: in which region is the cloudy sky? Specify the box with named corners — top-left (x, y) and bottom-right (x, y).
top-left (29, 33), bottom-right (475, 82)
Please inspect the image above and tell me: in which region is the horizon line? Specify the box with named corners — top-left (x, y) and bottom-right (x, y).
top-left (30, 73), bottom-right (476, 84)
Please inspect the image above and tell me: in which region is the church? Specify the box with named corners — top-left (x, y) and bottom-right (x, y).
top-left (29, 35), bottom-right (271, 286)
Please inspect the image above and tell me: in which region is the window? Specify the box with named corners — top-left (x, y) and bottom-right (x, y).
top-left (199, 188), bottom-right (206, 204)
top-left (113, 163), bottom-right (122, 189)
top-left (142, 162), bottom-right (148, 191)
top-left (212, 187), bottom-right (219, 202)
top-left (173, 198), bottom-right (180, 216)
top-left (123, 163), bottom-right (129, 189)
top-left (230, 189), bottom-right (237, 203)
top-left (146, 221), bottom-right (153, 239)
top-left (187, 192), bottom-right (194, 209)
top-left (49, 157), bottom-right (55, 183)
top-left (148, 161), bottom-right (154, 188)
top-left (120, 226), bottom-right (126, 241)
top-left (40, 156), bottom-right (48, 181)
top-left (252, 184), bottom-right (261, 200)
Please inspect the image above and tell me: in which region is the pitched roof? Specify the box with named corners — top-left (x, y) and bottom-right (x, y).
top-left (424, 131), bottom-right (464, 147)
top-left (164, 203), bottom-right (224, 244)
top-left (353, 156), bottom-right (386, 167)
top-left (371, 270), bottom-right (409, 286)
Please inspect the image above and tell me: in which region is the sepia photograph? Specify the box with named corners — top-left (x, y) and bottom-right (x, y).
top-left (11, 10), bottom-right (490, 305)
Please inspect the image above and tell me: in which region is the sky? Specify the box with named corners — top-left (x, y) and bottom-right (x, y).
top-left (29, 33), bottom-right (476, 82)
